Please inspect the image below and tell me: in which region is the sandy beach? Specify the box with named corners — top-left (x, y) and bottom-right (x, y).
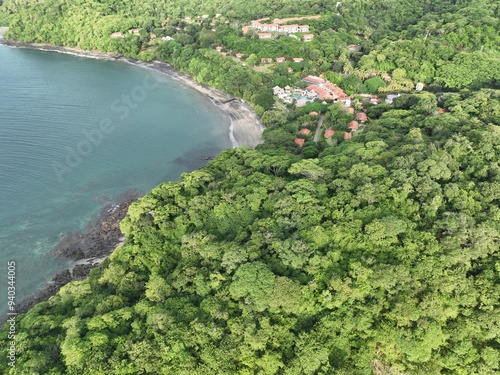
top-left (0, 39), bottom-right (264, 148)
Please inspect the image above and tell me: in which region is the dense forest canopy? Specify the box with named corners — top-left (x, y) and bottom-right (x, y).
top-left (0, 0), bottom-right (499, 374)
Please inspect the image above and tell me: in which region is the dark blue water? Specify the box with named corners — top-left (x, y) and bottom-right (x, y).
top-left (0, 45), bottom-right (231, 313)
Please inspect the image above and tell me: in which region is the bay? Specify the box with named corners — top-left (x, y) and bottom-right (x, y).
top-left (0, 45), bottom-right (232, 314)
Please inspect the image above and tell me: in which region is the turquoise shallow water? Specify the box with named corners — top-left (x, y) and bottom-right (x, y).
top-left (0, 45), bottom-right (232, 313)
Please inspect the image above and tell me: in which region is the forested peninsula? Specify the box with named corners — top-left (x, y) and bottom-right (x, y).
top-left (0, 0), bottom-right (499, 373)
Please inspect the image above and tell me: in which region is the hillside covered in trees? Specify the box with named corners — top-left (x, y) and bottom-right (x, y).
top-left (0, 0), bottom-right (499, 374)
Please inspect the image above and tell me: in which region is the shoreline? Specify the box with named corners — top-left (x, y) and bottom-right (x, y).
top-left (0, 193), bottom-right (139, 324)
top-left (0, 39), bottom-right (264, 148)
top-left (0, 38), bottom-right (263, 322)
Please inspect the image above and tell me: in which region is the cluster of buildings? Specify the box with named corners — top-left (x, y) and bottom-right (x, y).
top-left (242, 15), bottom-right (319, 40)
top-left (302, 76), bottom-right (351, 105)
top-left (294, 110), bottom-right (369, 148)
top-left (273, 75), bottom-right (352, 108)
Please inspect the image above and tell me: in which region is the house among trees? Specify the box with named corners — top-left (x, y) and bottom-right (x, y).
top-left (215, 46), bottom-right (222, 52)
top-left (324, 129), bottom-right (335, 138)
top-left (235, 53), bottom-right (244, 59)
top-left (303, 34), bottom-right (314, 41)
top-left (356, 112), bottom-right (368, 122)
top-left (184, 16), bottom-right (192, 20)
top-left (129, 28), bottom-right (140, 35)
top-left (110, 32), bottom-right (124, 38)
top-left (294, 138), bottom-right (305, 147)
top-left (344, 132), bottom-right (352, 140)
top-left (293, 58), bottom-right (304, 62)
top-left (348, 120), bottom-right (359, 131)
top-left (261, 58), bottom-right (273, 63)
top-left (300, 128), bottom-right (311, 135)
top-left (276, 57), bottom-right (286, 63)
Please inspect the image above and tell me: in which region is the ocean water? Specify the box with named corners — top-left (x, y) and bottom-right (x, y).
top-left (0, 45), bottom-right (232, 314)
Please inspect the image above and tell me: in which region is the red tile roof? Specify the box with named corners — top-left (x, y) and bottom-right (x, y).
top-left (348, 120), bottom-right (359, 130)
top-left (309, 111), bottom-right (319, 116)
top-left (324, 83), bottom-right (349, 100)
top-left (300, 128), bottom-right (311, 135)
top-left (324, 129), bottom-right (335, 138)
top-left (344, 132), bottom-right (352, 140)
top-left (306, 85), bottom-right (333, 100)
top-left (347, 107), bottom-right (355, 115)
top-left (303, 75), bottom-right (325, 84)
top-left (356, 112), bottom-right (367, 121)
top-left (295, 138), bottom-right (305, 147)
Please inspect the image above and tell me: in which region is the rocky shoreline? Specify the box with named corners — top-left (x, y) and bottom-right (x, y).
top-left (0, 39), bottom-right (264, 148)
top-left (10, 190), bottom-right (141, 318)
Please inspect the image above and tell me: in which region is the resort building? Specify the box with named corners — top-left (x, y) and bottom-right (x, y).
top-left (273, 86), bottom-right (285, 95)
top-left (302, 76), bottom-right (351, 106)
top-left (276, 57), bottom-right (286, 63)
top-left (244, 15), bottom-right (318, 36)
